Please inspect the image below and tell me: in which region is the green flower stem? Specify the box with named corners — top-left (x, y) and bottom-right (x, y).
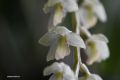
top-left (78, 0), bottom-right (84, 5)
top-left (70, 12), bottom-right (81, 77)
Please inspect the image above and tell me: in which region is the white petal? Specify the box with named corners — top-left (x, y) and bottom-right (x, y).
top-left (38, 32), bottom-right (59, 46)
top-left (52, 26), bottom-right (71, 36)
top-left (84, 0), bottom-right (99, 5)
top-left (60, 0), bottom-right (78, 12)
top-left (43, 0), bottom-right (78, 13)
top-left (82, 0), bottom-right (107, 24)
top-left (43, 0), bottom-right (61, 13)
top-left (79, 74), bottom-right (102, 80)
top-left (66, 32), bottom-right (86, 48)
top-left (84, 0), bottom-right (107, 22)
top-left (60, 63), bottom-right (76, 80)
top-left (48, 13), bottom-right (54, 30)
top-left (43, 62), bottom-right (63, 76)
top-left (78, 8), bottom-right (97, 28)
top-left (86, 38), bottom-right (109, 65)
top-left (93, 3), bottom-right (107, 22)
top-left (44, 62), bottom-right (76, 80)
top-left (55, 37), bottom-right (70, 60)
top-left (91, 34), bottom-right (109, 43)
top-left (95, 41), bottom-right (110, 62)
top-left (88, 74), bottom-right (103, 80)
top-left (53, 8), bottom-right (66, 26)
top-left (47, 39), bottom-right (58, 61)
top-left (86, 40), bottom-right (100, 65)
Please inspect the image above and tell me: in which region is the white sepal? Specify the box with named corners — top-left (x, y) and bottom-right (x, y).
top-left (38, 32), bottom-right (59, 46)
top-left (90, 34), bottom-right (109, 43)
top-left (47, 40), bottom-right (58, 61)
top-left (55, 37), bottom-right (70, 60)
top-left (84, 0), bottom-right (107, 22)
top-left (43, 62), bottom-right (63, 76)
top-left (86, 34), bottom-right (110, 65)
top-left (53, 9), bottom-right (66, 26)
top-left (93, 2), bottom-right (107, 22)
top-left (60, 0), bottom-right (78, 12)
top-left (66, 32), bottom-right (86, 48)
top-left (52, 26), bottom-right (71, 36)
top-left (78, 8), bottom-right (97, 29)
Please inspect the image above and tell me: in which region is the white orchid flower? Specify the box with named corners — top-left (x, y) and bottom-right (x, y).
top-left (43, 0), bottom-right (78, 27)
top-left (43, 62), bottom-right (77, 80)
top-left (39, 26), bottom-right (86, 61)
top-left (79, 63), bottom-right (103, 80)
top-left (77, 7), bottom-right (97, 29)
top-left (85, 34), bottom-right (110, 65)
top-left (77, 0), bottom-right (107, 29)
top-left (79, 74), bottom-right (103, 80)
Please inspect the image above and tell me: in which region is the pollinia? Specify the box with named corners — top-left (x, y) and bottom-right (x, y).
top-left (39, 0), bottom-right (110, 80)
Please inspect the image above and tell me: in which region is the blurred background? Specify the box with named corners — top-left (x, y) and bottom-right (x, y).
top-left (0, 0), bottom-right (120, 80)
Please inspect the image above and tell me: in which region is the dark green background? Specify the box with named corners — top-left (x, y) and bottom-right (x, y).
top-left (0, 0), bottom-right (120, 80)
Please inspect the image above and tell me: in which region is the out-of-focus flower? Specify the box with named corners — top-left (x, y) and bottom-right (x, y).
top-left (85, 34), bottom-right (109, 65)
top-left (79, 63), bottom-right (103, 80)
top-left (77, 0), bottom-right (107, 29)
top-left (43, 62), bottom-right (77, 80)
top-left (43, 0), bottom-right (78, 27)
top-left (39, 26), bottom-right (85, 61)
top-left (79, 74), bottom-right (103, 80)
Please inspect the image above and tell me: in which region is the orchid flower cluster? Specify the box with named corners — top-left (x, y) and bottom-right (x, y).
top-left (39, 0), bottom-right (110, 80)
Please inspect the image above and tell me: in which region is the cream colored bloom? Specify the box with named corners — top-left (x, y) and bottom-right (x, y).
top-left (77, 0), bottom-right (107, 29)
top-left (79, 74), bottom-right (103, 80)
top-left (44, 62), bottom-right (77, 80)
top-left (43, 0), bottom-right (78, 27)
top-left (79, 63), bottom-right (103, 80)
top-left (85, 34), bottom-right (109, 65)
top-left (39, 26), bottom-right (85, 61)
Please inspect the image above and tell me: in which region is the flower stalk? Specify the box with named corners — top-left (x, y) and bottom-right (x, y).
top-left (70, 12), bottom-right (81, 77)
